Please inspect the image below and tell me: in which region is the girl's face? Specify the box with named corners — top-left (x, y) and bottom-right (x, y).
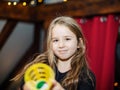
top-left (51, 24), bottom-right (79, 61)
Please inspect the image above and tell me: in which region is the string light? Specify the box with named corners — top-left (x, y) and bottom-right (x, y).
top-left (38, 0), bottom-right (42, 3)
top-left (30, 0), bottom-right (35, 5)
top-left (63, 0), bottom-right (67, 2)
top-left (7, 0), bottom-right (68, 6)
top-left (23, 2), bottom-right (27, 6)
top-left (30, 0), bottom-right (37, 6)
top-left (8, 2), bottom-right (11, 6)
top-left (13, 2), bottom-right (17, 5)
top-left (114, 82), bottom-right (118, 87)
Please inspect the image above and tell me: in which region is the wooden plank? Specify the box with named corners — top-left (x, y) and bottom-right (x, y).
top-left (0, 0), bottom-right (120, 22)
top-left (0, 20), bottom-right (17, 50)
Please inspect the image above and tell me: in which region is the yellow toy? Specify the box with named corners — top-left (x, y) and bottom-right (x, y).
top-left (24, 63), bottom-right (55, 90)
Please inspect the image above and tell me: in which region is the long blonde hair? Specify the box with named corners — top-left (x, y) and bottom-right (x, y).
top-left (13, 16), bottom-right (93, 90)
top-left (46, 16), bottom-right (89, 90)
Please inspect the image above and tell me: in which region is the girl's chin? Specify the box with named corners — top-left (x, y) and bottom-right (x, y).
top-left (57, 56), bottom-right (71, 61)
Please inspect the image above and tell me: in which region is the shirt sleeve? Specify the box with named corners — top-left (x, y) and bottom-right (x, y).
top-left (77, 71), bottom-right (96, 90)
top-left (77, 79), bottom-right (95, 90)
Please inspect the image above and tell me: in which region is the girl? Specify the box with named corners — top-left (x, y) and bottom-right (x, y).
top-left (12, 16), bottom-right (96, 90)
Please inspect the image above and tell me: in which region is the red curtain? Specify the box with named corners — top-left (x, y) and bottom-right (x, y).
top-left (76, 14), bottom-right (119, 90)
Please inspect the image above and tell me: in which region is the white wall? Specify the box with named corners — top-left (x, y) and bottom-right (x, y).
top-left (0, 21), bottom-right (34, 84)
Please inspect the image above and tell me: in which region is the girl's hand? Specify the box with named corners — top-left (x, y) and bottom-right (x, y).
top-left (23, 84), bottom-right (31, 90)
top-left (23, 81), bottom-right (33, 90)
top-left (23, 80), bottom-right (65, 90)
top-left (51, 80), bottom-right (65, 90)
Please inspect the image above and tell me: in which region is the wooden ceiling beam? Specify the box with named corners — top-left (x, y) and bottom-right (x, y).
top-left (0, 0), bottom-right (120, 22)
top-left (0, 20), bottom-right (17, 50)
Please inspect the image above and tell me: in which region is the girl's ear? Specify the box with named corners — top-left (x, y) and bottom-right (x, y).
top-left (77, 38), bottom-right (83, 48)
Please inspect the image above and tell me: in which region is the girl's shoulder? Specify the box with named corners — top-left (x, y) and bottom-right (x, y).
top-left (78, 69), bottom-right (96, 90)
top-left (80, 68), bottom-right (95, 79)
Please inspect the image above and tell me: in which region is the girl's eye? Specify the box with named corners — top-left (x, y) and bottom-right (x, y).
top-left (52, 39), bottom-right (58, 42)
top-left (66, 38), bottom-right (71, 41)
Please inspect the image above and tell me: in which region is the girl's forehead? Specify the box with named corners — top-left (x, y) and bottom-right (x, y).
top-left (52, 24), bottom-right (71, 32)
top-left (51, 25), bottom-right (76, 38)
top-left (53, 25), bottom-right (68, 31)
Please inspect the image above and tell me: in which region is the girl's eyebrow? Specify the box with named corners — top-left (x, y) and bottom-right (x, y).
top-left (51, 37), bottom-right (57, 39)
top-left (65, 35), bottom-right (72, 37)
top-left (52, 35), bottom-right (73, 38)
top-left (64, 36), bottom-right (73, 38)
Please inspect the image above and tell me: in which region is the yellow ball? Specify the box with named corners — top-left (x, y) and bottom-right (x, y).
top-left (24, 63), bottom-right (55, 90)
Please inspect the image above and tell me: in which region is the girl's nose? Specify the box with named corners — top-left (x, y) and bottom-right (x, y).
top-left (58, 41), bottom-right (65, 48)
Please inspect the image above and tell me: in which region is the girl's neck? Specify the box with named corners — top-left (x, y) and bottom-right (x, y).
top-left (57, 59), bottom-right (71, 73)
